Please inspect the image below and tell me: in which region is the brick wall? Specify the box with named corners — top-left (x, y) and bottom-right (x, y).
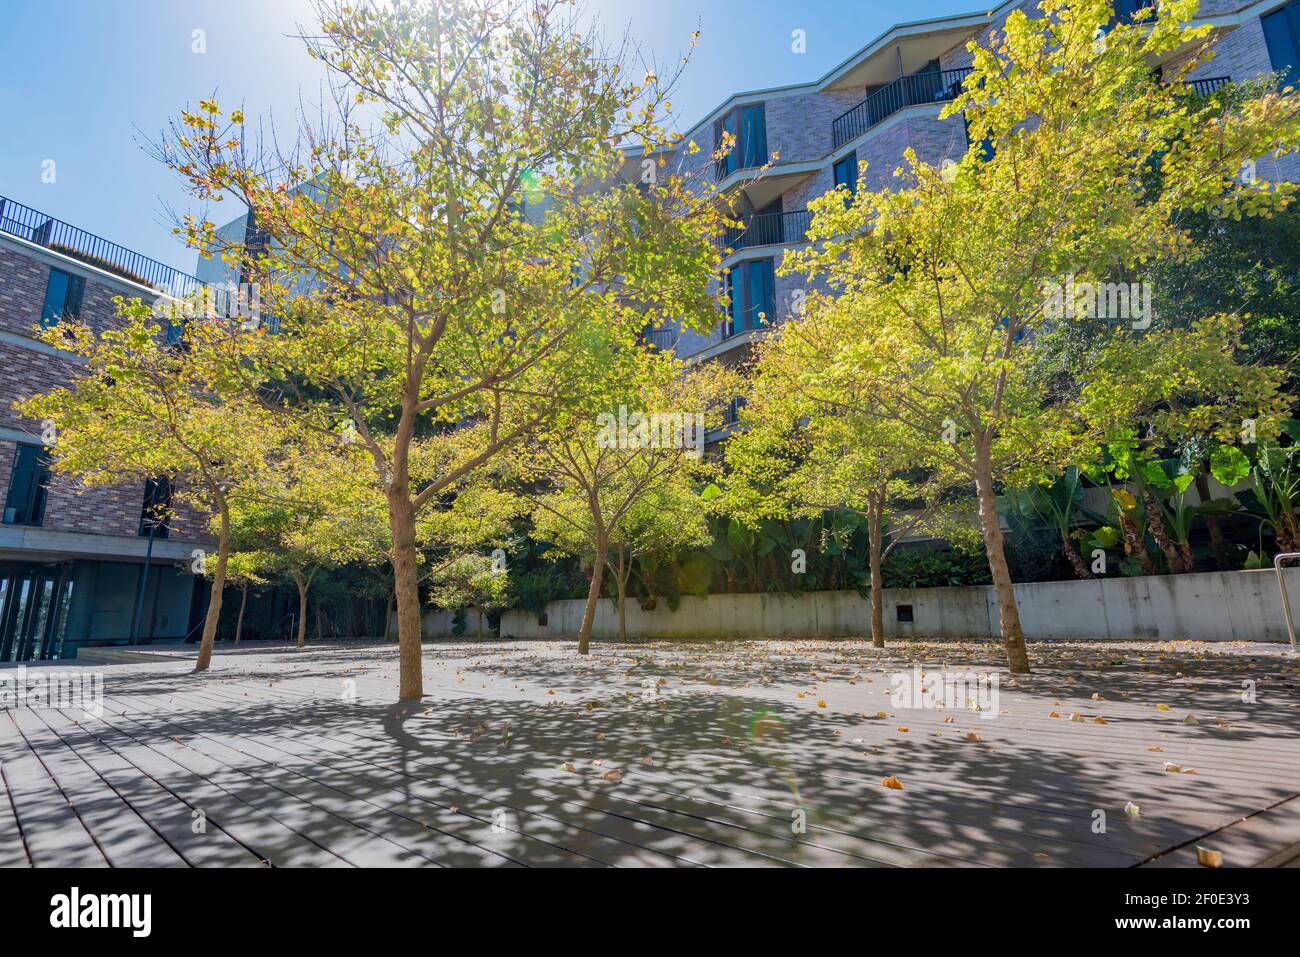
top-left (1, 240), bottom-right (211, 549)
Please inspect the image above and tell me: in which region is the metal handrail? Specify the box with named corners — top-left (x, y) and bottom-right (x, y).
top-left (1275, 552), bottom-right (1300, 651)
top-left (832, 67), bottom-right (974, 149)
top-left (717, 209), bottom-right (813, 254)
top-left (0, 193), bottom-right (201, 297)
top-left (1188, 76), bottom-right (1231, 96)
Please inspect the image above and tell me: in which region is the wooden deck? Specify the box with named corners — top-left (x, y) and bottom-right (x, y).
top-left (3, 638), bottom-right (1299, 868)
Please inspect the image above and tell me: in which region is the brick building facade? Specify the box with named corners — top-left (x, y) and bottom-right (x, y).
top-left (0, 198), bottom-right (212, 661)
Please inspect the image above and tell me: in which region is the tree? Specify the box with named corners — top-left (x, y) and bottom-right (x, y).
top-left (604, 485), bottom-right (710, 641)
top-left (516, 356), bottom-right (732, 653)
top-left (18, 301), bottom-right (274, 672)
top-left (225, 439), bottom-right (388, 648)
top-left (780, 0), bottom-right (1300, 672)
top-left (156, 0), bottom-right (728, 699)
top-left (722, 307), bottom-right (966, 648)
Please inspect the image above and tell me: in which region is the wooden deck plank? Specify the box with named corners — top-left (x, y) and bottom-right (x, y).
top-left (34, 707), bottom-right (265, 868)
top-left (122, 684), bottom-right (697, 867)
top-left (8, 708), bottom-right (187, 867)
top-left (5, 638), bottom-right (1297, 868)
top-left (266, 673), bottom-right (1169, 865)
top-left (56, 707), bottom-right (351, 868)
top-left (0, 754), bottom-right (31, 867)
top-left (2, 714), bottom-right (107, 867)
top-left (110, 692), bottom-right (534, 868)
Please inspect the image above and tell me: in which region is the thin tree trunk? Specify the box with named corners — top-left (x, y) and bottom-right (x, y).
top-left (974, 452), bottom-right (1030, 674)
top-left (315, 596), bottom-right (323, 643)
top-left (1195, 473), bottom-right (1231, 570)
top-left (384, 588), bottom-right (395, 640)
top-left (868, 495), bottom-right (885, 649)
top-left (389, 489), bottom-right (424, 700)
top-left (616, 547), bottom-right (628, 642)
top-left (234, 582), bottom-right (248, 644)
top-left (194, 501), bottom-right (230, 673)
top-left (292, 570), bottom-right (308, 649)
top-left (1062, 531), bottom-right (1093, 579)
top-left (577, 530), bottom-right (608, 655)
top-left (1142, 490), bottom-right (1185, 573)
top-left (1118, 508), bottom-right (1158, 576)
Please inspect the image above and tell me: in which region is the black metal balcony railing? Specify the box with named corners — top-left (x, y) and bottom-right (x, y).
top-left (0, 194), bottom-right (201, 298)
top-left (644, 326), bottom-right (679, 351)
top-left (1188, 75), bottom-right (1231, 97)
top-left (717, 209), bottom-right (812, 254)
top-left (833, 67), bottom-right (974, 149)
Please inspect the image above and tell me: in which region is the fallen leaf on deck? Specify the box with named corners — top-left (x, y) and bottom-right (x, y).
top-left (1196, 846), bottom-right (1223, 868)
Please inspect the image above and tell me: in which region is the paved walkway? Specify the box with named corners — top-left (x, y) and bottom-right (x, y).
top-left (2, 638), bottom-right (1299, 867)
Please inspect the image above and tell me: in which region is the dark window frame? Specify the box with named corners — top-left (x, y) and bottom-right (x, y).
top-left (1262, 1), bottom-right (1300, 90)
top-left (3, 443), bottom-right (52, 527)
top-left (714, 103), bottom-right (768, 178)
top-left (139, 476), bottom-right (174, 539)
top-left (833, 151), bottom-right (859, 195)
top-left (40, 268), bottom-right (85, 328)
top-left (723, 258), bottom-right (776, 337)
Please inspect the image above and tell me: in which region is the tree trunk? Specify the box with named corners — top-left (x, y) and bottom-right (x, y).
top-left (1195, 473), bottom-right (1231, 570)
top-left (1118, 509), bottom-right (1158, 576)
top-left (292, 570), bottom-right (308, 649)
top-left (194, 501), bottom-right (230, 673)
top-left (867, 497), bottom-right (885, 649)
top-left (1142, 490), bottom-right (1184, 573)
top-left (615, 547), bottom-right (628, 642)
top-left (234, 582), bottom-right (248, 644)
top-left (577, 531), bottom-right (608, 655)
top-left (388, 490), bottom-right (424, 700)
top-left (384, 589), bottom-right (395, 640)
top-left (974, 452), bottom-right (1031, 674)
top-left (1062, 531), bottom-right (1093, 579)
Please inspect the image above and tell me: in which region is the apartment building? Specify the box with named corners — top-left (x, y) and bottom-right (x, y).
top-left (636, 0), bottom-right (1300, 421)
top-left (0, 194), bottom-right (213, 661)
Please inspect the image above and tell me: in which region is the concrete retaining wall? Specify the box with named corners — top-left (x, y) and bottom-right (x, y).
top-left (417, 607), bottom-right (490, 640)
top-left (487, 568), bottom-right (1300, 643)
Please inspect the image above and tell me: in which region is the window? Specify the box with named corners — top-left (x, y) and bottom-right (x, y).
top-left (963, 113), bottom-right (995, 161)
top-left (1110, 0), bottom-right (1157, 26)
top-left (1263, 1), bottom-right (1300, 90)
top-left (715, 103), bottom-right (767, 178)
top-left (40, 268), bottom-right (85, 328)
top-left (3, 444), bottom-right (51, 527)
top-left (139, 477), bottom-right (173, 539)
top-left (724, 259), bottom-right (776, 336)
top-left (833, 152), bottom-right (858, 195)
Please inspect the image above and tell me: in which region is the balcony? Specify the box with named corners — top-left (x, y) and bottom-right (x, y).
top-left (833, 67), bottom-right (974, 150)
top-left (717, 209), bottom-right (812, 254)
top-left (0, 194), bottom-right (201, 297)
top-left (1188, 75), bottom-right (1230, 96)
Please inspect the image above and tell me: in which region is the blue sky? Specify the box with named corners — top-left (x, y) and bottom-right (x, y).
top-left (0, 0), bottom-right (970, 274)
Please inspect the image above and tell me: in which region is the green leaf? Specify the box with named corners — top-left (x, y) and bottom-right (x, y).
top-left (1209, 444), bottom-right (1251, 486)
